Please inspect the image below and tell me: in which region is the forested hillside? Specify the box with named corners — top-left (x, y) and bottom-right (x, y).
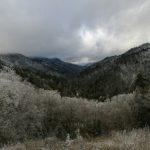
top-left (0, 67), bottom-right (149, 149)
top-left (65, 43), bottom-right (150, 100)
top-left (1, 43), bottom-right (150, 101)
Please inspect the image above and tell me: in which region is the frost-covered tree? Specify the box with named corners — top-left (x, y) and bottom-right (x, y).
top-left (0, 67), bottom-right (147, 145)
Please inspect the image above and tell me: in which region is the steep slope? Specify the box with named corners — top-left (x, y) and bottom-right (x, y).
top-left (68, 43), bottom-right (150, 100)
top-left (0, 43), bottom-right (150, 100)
top-left (31, 57), bottom-right (84, 76)
top-left (0, 54), bottom-right (83, 77)
top-left (0, 54), bottom-right (84, 90)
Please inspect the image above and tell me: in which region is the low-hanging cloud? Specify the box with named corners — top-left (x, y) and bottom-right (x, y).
top-left (0, 0), bottom-right (150, 63)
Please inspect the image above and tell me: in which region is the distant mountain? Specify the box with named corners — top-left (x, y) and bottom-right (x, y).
top-left (31, 57), bottom-right (84, 77)
top-left (0, 54), bottom-right (84, 77)
top-left (0, 53), bottom-right (85, 90)
top-left (0, 43), bottom-right (150, 100)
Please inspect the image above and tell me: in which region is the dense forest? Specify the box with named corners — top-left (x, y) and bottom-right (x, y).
top-left (0, 67), bottom-right (149, 149)
top-left (1, 43), bottom-right (150, 101)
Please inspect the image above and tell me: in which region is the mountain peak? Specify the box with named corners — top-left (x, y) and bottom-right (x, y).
top-left (0, 53), bottom-right (25, 57)
top-left (125, 43), bottom-right (150, 56)
top-left (140, 42), bottom-right (150, 47)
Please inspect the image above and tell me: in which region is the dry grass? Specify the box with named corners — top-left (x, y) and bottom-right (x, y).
top-left (1, 128), bottom-right (150, 150)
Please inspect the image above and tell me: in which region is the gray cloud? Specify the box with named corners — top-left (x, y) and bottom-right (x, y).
top-left (0, 0), bottom-right (149, 63)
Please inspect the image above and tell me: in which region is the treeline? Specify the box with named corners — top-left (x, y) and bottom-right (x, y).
top-left (0, 68), bottom-right (149, 146)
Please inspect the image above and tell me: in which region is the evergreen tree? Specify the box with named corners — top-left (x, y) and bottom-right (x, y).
top-left (133, 73), bottom-right (150, 127)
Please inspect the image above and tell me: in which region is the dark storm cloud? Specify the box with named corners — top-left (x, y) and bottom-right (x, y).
top-left (0, 0), bottom-right (149, 63)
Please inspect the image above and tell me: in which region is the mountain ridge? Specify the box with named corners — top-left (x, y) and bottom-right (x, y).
top-left (0, 43), bottom-right (150, 100)
top-left (71, 43), bottom-right (150, 100)
top-left (0, 53), bottom-right (84, 77)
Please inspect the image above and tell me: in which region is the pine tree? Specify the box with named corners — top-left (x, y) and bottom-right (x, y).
top-left (133, 73), bottom-right (150, 127)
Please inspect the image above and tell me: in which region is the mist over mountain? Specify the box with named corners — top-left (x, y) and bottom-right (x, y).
top-left (0, 43), bottom-right (150, 149)
top-left (0, 0), bottom-right (150, 149)
top-left (74, 43), bottom-right (150, 100)
top-left (0, 54), bottom-right (84, 77)
top-left (0, 43), bottom-right (150, 100)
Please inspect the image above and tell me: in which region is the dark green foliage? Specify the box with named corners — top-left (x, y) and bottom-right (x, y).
top-left (81, 120), bottom-right (102, 137)
top-left (133, 92), bottom-right (150, 127)
top-left (14, 67), bottom-right (68, 91)
top-left (55, 124), bottom-right (67, 140)
top-left (133, 74), bottom-right (150, 127)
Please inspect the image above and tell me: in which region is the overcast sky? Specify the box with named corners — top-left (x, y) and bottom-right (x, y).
top-left (0, 0), bottom-right (150, 63)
